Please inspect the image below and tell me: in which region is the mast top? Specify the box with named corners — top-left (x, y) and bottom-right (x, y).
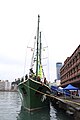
top-left (38, 14), bottom-right (40, 22)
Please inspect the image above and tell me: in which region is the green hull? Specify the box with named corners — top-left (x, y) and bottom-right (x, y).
top-left (18, 78), bottom-right (50, 111)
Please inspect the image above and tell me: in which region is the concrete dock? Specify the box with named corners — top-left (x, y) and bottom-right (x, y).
top-left (50, 95), bottom-right (80, 120)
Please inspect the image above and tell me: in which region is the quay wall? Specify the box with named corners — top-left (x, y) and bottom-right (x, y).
top-left (51, 96), bottom-right (80, 120)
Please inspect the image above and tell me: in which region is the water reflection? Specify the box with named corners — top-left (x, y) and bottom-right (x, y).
top-left (17, 103), bottom-right (74, 120)
top-left (17, 106), bottom-right (50, 120)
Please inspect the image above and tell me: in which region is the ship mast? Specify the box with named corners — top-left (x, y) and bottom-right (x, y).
top-left (36, 15), bottom-right (40, 77)
top-left (39, 32), bottom-right (42, 65)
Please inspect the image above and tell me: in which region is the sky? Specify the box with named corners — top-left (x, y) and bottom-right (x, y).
top-left (0, 0), bottom-right (80, 82)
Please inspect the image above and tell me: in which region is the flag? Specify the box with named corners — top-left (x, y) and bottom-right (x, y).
top-left (38, 64), bottom-right (43, 79)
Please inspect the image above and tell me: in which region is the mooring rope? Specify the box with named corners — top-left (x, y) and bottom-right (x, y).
top-left (23, 83), bottom-right (80, 106)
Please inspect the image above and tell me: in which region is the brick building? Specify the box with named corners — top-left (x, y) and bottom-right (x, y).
top-left (60, 45), bottom-right (80, 88)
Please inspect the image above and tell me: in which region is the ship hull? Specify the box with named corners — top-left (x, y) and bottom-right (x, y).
top-left (18, 78), bottom-right (50, 111)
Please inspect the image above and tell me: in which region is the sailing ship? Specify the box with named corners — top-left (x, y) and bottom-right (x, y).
top-left (18, 15), bottom-right (51, 111)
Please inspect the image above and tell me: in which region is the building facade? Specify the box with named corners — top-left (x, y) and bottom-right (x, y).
top-left (56, 62), bottom-right (62, 80)
top-left (60, 45), bottom-right (80, 87)
top-left (0, 80), bottom-right (11, 91)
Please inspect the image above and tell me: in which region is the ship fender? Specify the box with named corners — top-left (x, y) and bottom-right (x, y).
top-left (41, 94), bottom-right (46, 102)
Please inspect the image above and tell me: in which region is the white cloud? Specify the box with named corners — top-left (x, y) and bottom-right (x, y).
top-left (0, 0), bottom-right (80, 82)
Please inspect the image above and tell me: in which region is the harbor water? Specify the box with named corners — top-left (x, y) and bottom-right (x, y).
top-left (0, 92), bottom-right (73, 120)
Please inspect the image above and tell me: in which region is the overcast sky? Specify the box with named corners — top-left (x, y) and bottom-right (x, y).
top-left (0, 0), bottom-right (80, 82)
